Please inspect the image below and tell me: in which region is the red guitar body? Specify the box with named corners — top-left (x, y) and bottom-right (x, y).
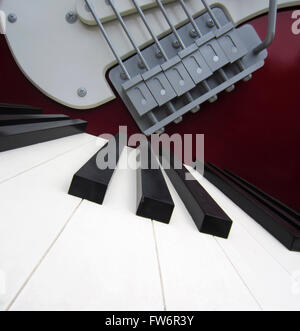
top-left (1, 9), bottom-right (299, 211)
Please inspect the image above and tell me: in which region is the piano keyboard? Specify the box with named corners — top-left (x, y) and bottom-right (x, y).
top-left (0, 104), bottom-right (43, 115)
top-left (1, 134), bottom-right (300, 311)
top-left (0, 104), bottom-right (88, 153)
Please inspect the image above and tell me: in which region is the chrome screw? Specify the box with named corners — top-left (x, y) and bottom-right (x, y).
top-left (207, 18), bottom-right (214, 28)
top-left (66, 10), bottom-right (78, 24)
top-left (243, 74), bottom-right (252, 82)
top-left (120, 72), bottom-right (128, 80)
top-left (156, 50), bottom-right (163, 59)
top-left (138, 60), bottom-right (146, 69)
top-left (189, 29), bottom-right (198, 38)
top-left (172, 40), bottom-right (180, 49)
top-left (77, 87), bottom-right (87, 97)
top-left (8, 13), bottom-right (17, 23)
top-left (226, 85), bottom-right (235, 93)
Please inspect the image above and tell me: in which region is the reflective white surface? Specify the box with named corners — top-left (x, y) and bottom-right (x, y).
top-left (0, 135), bottom-right (300, 311)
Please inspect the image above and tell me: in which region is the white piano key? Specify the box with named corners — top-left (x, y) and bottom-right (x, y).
top-left (198, 178), bottom-right (300, 277)
top-left (199, 172), bottom-right (300, 279)
top-left (0, 137), bottom-right (106, 311)
top-left (103, 147), bottom-right (139, 212)
top-left (0, 133), bottom-right (95, 183)
top-left (189, 168), bottom-right (300, 311)
top-left (9, 148), bottom-right (164, 311)
top-left (9, 203), bottom-right (164, 311)
top-left (3, 138), bottom-right (298, 311)
top-left (236, 213), bottom-right (300, 277)
top-left (153, 167), bottom-right (260, 311)
top-left (216, 222), bottom-right (300, 311)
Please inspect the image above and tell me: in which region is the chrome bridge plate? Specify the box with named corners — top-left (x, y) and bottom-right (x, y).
top-left (109, 6), bottom-right (267, 136)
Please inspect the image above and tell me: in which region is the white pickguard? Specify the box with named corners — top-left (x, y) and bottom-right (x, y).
top-left (0, 0), bottom-right (299, 110)
top-left (76, 0), bottom-right (181, 25)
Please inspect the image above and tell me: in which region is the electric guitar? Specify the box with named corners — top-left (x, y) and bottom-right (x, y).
top-left (1, 0), bottom-right (299, 110)
top-left (0, 0), bottom-right (300, 311)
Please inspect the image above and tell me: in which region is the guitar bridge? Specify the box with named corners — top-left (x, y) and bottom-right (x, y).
top-left (86, 0), bottom-right (278, 135)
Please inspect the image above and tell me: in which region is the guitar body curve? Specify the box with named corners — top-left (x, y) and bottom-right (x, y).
top-left (1, 0), bottom-right (299, 109)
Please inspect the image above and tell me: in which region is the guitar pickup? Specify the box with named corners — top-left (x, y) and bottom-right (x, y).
top-left (122, 74), bottom-right (158, 116)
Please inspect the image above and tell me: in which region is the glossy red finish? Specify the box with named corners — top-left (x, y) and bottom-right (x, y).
top-left (0, 9), bottom-right (299, 211)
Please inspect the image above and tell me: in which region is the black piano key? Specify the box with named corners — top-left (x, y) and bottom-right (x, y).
top-left (218, 168), bottom-right (300, 230)
top-left (223, 169), bottom-right (300, 221)
top-left (159, 150), bottom-right (232, 238)
top-left (207, 163), bottom-right (300, 231)
top-left (0, 119), bottom-right (87, 152)
top-left (0, 103), bottom-right (43, 114)
top-left (68, 133), bottom-right (125, 205)
top-left (136, 142), bottom-right (174, 224)
top-left (203, 163), bottom-right (300, 251)
top-left (0, 114), bottom-right (69, 126)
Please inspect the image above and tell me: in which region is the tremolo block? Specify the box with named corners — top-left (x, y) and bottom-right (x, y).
top-left (109, 6), bottom-right (268, 135)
